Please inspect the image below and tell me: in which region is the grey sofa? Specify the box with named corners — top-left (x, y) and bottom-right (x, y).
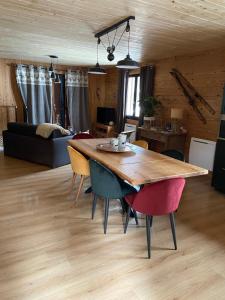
top-left (3, 122), bottom-right (72, 168)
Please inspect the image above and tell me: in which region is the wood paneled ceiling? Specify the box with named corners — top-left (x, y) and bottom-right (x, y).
top-left (0, 0), bottom-right (225, 66)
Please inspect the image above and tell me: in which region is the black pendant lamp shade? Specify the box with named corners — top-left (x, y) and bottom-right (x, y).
top-left (88, 63), bottom-right (106, 75)
top-left (54, 73), bottom-right (61, 83)
top-left (116, 54), bottom-right (139, 69)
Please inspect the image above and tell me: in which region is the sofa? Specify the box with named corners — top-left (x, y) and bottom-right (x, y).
top-left (3, 122), bottom-right (72, 168)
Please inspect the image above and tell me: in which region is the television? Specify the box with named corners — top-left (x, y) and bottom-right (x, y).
top-left (97, 107), bottom-right (116, 125)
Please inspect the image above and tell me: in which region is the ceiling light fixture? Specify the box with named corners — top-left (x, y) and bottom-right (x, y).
top-left (90, 16), bottom-right (139, 72)
top-left (48, 55), bottom-right (61, 83)
top-left (88, 38), bottom-right (106, 75)
top-left (116, 23), bottom-right (139, 69)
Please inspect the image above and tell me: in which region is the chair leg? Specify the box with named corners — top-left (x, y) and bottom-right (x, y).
top-left (150, 216), bottom-right (153, 227)
top-left (74, 175), bottom-right (84, 204)
top-left (104, 198), bottom-right (110, 234)
top-left (133, 210), bottom-right (139, 225)
top-left (169, 212), bottom-right (177, 250)
top-left (92, 194), bottom-right (97, 219)
top-left (124, 205), bottom-right (131, 234)
top-left (146, 215), bottom-right (151, 259)
top-left (120, 198), bottom-right (126, 214)
top-left (71, 173), bottom-right (77, 191)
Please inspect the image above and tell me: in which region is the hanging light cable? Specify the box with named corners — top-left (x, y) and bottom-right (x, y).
top-left (116, 21), bottom-right (139, 69)
top-left (88, 38), bottom-right (106, 75)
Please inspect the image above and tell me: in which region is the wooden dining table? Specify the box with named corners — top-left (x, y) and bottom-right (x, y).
top-left (68, 138), bottom-right (208, 185)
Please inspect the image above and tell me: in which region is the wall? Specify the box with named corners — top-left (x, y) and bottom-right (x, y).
top-left (152, 48), bottom-right (225, 152)
top-left (88, 68), bottom-right (119, 128)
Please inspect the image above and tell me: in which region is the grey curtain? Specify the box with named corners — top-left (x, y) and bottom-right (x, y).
top-left (116, 70), bottom-right (129, 133)
top-left (139, 65), bottom-right (155, 125)
top-left (16, 64), bottom-right (52, 124)
top-left (66, 70), bottom-right (89, 132)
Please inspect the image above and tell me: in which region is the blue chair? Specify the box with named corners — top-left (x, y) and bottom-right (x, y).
top-left (161, 149), bottom-right (184, 161)
top-left (89, 159), bottom-right (138, 234)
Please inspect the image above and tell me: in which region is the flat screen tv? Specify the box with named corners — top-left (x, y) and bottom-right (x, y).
top-left (97, 107), bottom-right (116, 125)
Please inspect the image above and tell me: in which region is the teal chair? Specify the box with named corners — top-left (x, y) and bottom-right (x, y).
top-left (161, 149), bottom-right (184, 161)
top-left (89, 159), bottom-right (138, 234)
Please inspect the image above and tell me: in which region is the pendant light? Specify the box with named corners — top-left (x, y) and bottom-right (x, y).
top-left (116, 22), bottom-right (139, 70)
top-left (88, 38), bottom-right (106, 75)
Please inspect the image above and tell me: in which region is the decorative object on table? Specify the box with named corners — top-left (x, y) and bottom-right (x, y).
top-left (123, 123), bottom-right (137, 143)
top-left (124, 178), bottom-right (186, 258)
top-left (118, 133), bottom-right (127, 149)
top-left (170, 68), bottom-right (215, 124)
top-left (89, 159), bottom-right (137, 234)
top-left (89, 16), bottom-right (139, 73)
top-left (171, 108), bottom-right (183, 133)
top-left (96, 143), bottom-right (132, 153)
top-left (139, 96), bottom-right (161, 129)
top-left (110, 138), bottom-right (119, 149)
top-left (67, 146), bottom-right (90, 204)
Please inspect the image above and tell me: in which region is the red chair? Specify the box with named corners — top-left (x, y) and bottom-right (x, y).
top-left (73, 133), bottom-right (94, 139)
top-left (124, 178), bottom-right (185, 258)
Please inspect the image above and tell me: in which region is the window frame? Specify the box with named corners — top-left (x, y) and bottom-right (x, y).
top-left (126, 74), bottom-right (140, 120)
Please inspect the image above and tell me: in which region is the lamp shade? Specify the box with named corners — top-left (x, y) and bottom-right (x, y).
top-left (171, 108), bottom-right (183, 120)
top-left (116, 54), bottom-right (139, 70)
top-left (88, 63), bottom-right (106, 75)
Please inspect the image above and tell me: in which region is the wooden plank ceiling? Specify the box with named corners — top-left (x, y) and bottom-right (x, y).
top-left (0, 0), bottom-right (225, 65)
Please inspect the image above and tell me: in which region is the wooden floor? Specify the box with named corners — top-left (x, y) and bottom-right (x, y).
top-left (0, 151), bottom-right (225, 300)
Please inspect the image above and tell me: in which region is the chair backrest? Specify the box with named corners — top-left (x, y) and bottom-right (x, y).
top-left (126, 178), bottom-right (185, 215)
top-left (73, 133), bottom-right (94, 139)
top-left (132, 140), bottom-right (148, 149)
top-left (89, 159), bottom-right (124, 198)
top-left (161, 149), bottom-right (184, 161)
top-left (67, 146), bottom-right (90, 176)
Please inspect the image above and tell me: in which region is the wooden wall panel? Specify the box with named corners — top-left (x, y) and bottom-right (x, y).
top-left (88, 68), bottom-right (119, 128)
top-left (152, 49), bottom-right (225, 154)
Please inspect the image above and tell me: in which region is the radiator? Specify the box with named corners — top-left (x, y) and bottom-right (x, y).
top-left (189, 137), bottom-right (216, 171)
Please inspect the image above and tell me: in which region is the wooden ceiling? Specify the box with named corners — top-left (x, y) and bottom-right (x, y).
top-left (1, 0), bottom-right (225, 66)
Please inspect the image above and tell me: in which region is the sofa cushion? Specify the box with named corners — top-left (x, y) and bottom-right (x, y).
top-left (7, 122), bottom-right (37, 137)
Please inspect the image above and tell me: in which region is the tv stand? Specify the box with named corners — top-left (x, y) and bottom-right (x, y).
top-left (94, 123), bottom-right (115, 138)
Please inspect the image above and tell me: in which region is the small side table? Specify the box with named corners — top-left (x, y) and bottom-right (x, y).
top-left (137, 127), bottom-right (186, 153)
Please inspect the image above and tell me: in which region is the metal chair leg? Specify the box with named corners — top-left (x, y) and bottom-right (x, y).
top-left (120, 198), bottom-right (126, 214)
top-left (169, 212), bottom-right (177, 250)
top-left (92, 194), bottom-right (97, 219)
top-left (133, 209), bottom-right (139, 225)
top-left (124, 206), bottom-right (131, 234)
top-left (104, 198), bottom-right (110, 234)
top-left (146, 215), bottom-right (151, 259)
top-left (150, 216), bottom-right (153, 227)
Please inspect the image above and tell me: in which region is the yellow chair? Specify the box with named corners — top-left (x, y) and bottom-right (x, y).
top-left (67, 146), bottom-right (90, 203)
top-left (132, 140), bottom-right (148, 150)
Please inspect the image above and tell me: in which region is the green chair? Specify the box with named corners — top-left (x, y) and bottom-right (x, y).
top-left (89, 159), bottom-right (137, 234)
top-left (161, 149), bottom-right (184, 161)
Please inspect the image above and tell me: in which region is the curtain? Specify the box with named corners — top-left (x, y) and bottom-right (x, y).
top-left (65, 70), bottom-right (89, 132)
top-left (16, 64), bottom-right (52, 124)
top-left (116, 70), bottom-right (129, 133)
top-left (139, 65), bottom-right (155, 125)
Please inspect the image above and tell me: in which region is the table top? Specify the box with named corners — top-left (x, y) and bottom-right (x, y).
top-left (68, 138), bottom-right (208, 185)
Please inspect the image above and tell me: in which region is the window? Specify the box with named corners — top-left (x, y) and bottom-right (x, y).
top-left (126, 75), bottom-right (140, 118)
